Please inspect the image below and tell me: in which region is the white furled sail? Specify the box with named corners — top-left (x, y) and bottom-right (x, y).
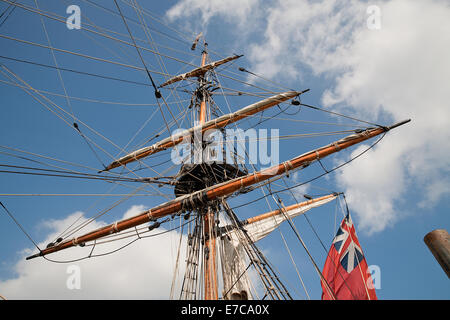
top-left (159, 54), bottom-right (243, 87)
top-left (103, 91), bottom-right (302, 171)
top-left (220, 194), bottom-right (338, 300)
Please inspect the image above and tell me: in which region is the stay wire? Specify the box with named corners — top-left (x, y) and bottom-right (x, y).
top-left (1, 0), bottom-right (200, 70)
top-left (119, 0), bottom-right (197, 45)
top-left (0, 145), bottom-right (162, 187)
top-left (0, 77), bottom-right (191, 106)
top-left (0, 0), bottom-right (14, 19)
top-left (0, 34), bottom-right (173, 77)
top-left (279, 179), bottom-right (359, 300)
top-left (83, 0), bottom-right (193, 49)
top-left (0, 163), bottom-right (171, 184)
top-left (73, 123), bottom-right (107, 170)
top-left (300, 103), bottom-right (384, 128)
top-left (282, 177), bottom-right (331, 254)
top-left (113, 0), bottom-right (161, 99)
top-left (0, 0), bottom-right (16, 28)
top-left (0, 54), bottom-right (159, 88)
top-left (266, 186), bottom-right (336, 300)
top-left (131, 0), bottom-right (182, 126)
top-left (1, 64), bottom-right (169, 185)
top-left (0, 202), bottom-right (41, 252)
top-left (42, 216), bottom-right (194, 264)
top-left (238, 67), bottom-right (294, 92)
top-left (111, 0), bottom-right (178, 141)
top-left (34, 0), bottom-right (75, 121)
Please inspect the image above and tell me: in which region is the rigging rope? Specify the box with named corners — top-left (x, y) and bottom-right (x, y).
top-left (0, 78), bottom-right (191, 107)
top-left (1, 0), bottom-right (201, 69)
top-left (0, 54), bottom-right (161, 87)
top-left (270, 197), bottom-right (337, 300)
top-left (112, 0), bottom-right (161, 99)
top-left (300, 103), bottom-right (384, 128)
top-left (0, 202), bottom-right (41, 252)
top-left (73, 123), bottom-right (107, 170)
top-left (0, 0), bottom-right (16, 28)
top-left (231, 132), bottom-right (387, 211)
top-left (0, 65), bottom-right (173, 185)
top-left (34, 0), bottom-right (75, 121)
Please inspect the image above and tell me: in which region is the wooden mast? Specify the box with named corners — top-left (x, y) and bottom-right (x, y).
top-left (199, 43), bottom-right (208, 124)
top-left (198, 43), bottom-right (219, 300)
top-left (203, 206), bottom-right (218, 300)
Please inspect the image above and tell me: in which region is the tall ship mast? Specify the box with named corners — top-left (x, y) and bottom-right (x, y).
top-left (0, 1), bottom-right (410, 300)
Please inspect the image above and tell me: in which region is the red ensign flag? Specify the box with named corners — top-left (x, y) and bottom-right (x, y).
top-left (321, 213), bottom-right (377, 300)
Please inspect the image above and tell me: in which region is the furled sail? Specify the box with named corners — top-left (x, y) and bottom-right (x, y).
top-left (159, 54), bottom-right (243, 87)
top-left (103, 90), bottom-right (305, 171)
top-left (220, 194), bottom-right (338, 300)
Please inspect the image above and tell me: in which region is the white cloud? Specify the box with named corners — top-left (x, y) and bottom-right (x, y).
top-left (165, 0), bottom-right (450, 234)
top-left (247, 0), bottom-right (367, 81)
top-left (323, 0), bottom-right (450, 233)
top-left (0, 207), bottom-right (187, 299)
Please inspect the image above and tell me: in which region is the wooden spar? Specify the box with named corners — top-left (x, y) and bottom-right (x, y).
top-left (159, 54), bottom-right (243, 88)
top-left (102, 90), bottom-right (305, 171)
top-left (244, 193), bottom-right (338, 225)
top-left (26, 119), bottom-right (410, 260)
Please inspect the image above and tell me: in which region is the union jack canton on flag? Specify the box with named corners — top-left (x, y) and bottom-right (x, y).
top-left (321, 213), bottom-right (378, 300)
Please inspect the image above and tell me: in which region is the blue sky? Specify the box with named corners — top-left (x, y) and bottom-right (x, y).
top-left (0, 0), bottom-right (449, 299)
